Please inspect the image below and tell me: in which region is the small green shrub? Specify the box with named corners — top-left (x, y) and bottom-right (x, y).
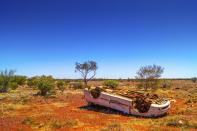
top-left (104, 80), bottom-right (119, 89)
top-left (12, 76), bottom-right (27, 86)
top-left (9, 82), bottom-right (18, 90)
top-left (0, 69), bottom-right (16, 93)
top-left (56, 80), bottom-right (67, 93)
top-left (27, 76), bottom-right (39, 87)
top-left (36, 76), bottom-right (55, 96)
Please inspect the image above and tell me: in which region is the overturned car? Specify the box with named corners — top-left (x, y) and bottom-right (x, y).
top-left (84, 87), bottom-right (170, 117)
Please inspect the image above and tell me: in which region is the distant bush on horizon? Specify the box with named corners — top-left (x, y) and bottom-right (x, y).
top-left (104, 80), bottom-right (119, 89)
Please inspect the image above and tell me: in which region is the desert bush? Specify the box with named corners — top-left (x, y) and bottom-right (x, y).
top-left (27, 78), bottom-right (33, 87)
top-left (36, 76), bottom-right (55, 96)
top-left (136, 65), bottom-right (164, 90)
top-left (12, 76), bottom-right (27, 85)
top-left (185, 95), bottom-right (197, 104)
top-left (56, 80), bottom-right (68, 93)
top-left (104, 80), bottom-right (119, 89)
top-left (70, 82), bottom-right (84, 89)
top-left (9, 82), bottom-right (18, 90)
top-left (191, 77), bottom-right (197, 83)
top-left (27, 76), bottom-right (39, 87)
top-left (161, 80), bottom-right (172, 88)
top-left (0, 69), bottom-right (16, 93)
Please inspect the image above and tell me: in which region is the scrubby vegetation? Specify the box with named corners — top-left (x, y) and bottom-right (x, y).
top-left (27, 76), bottom-right (39, 87)
top-left (9, 82), bottom-right (18, 90)
top-left (70, 82), bottom-right (84, 89)
top-left (0, 64), bottom-right (197, 130)
top-left (26, 75), bottom-right (55, 96)
top-left (36, 76), bottom-right (55, 96)
top-left (103, 80), bottom-right (119, 89)
top-left (0, 79), bottom-right (197, 130)
top-left (101, 122), bottom-right (122, 131)
top-left (56, 80), bottom-right (68, 94)
top-left (136, 65), bottom-right (164, 90)
top-left (13, 75), bottom-right (27, 86)
top-left (161, 80), bottom-right (172, 88)
top-left (0, 69), bottom-right (16, 92)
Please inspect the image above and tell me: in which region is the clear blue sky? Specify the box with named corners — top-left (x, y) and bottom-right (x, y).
top-left (0, 0), bottom-right (197, 78)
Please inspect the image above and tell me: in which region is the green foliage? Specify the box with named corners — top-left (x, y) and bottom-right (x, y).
top-left (191, 77), bottom-right (197, 83)
top-left (27, 76), bottom-right (56, 95)
top-left (56, 80), bottom-right (67, 93)
top-left (104, 80), bottom-right (119, 89)
top-left (12, 76), bottom-right (27, 85)
top-left (27, 76), bottom-right (39, 87)
top-left (9, 82), bottom-right (18, 90)
top-left (36, 76), bottom-right (55, 96)
top-left (0, 69), bottom-right (16, 93)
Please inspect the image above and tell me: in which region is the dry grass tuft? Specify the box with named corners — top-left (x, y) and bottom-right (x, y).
top-left (100, 122), bottom-right (122, 131)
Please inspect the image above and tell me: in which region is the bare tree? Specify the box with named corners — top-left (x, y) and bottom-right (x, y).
top-left (75, 61), bottom-right (98, 87)
top-left (136, 65), bottom-right (164, 90)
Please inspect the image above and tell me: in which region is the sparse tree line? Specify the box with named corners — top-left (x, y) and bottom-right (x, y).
top-left (0, 61), bottom-right (196, 96)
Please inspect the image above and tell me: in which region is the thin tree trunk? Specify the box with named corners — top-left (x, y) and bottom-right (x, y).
top-left (84, 79), bottom-right (88, 88)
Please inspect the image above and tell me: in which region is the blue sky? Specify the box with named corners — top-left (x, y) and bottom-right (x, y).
top-left (0, 0), bottom-right (197, 78)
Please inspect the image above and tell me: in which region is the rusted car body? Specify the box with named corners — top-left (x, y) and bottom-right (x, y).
top-left (84, 89), bottom-right (170, 117)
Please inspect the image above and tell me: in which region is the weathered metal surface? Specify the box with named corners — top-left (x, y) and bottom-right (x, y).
top-left (84, 89), bottom-right (170, 117)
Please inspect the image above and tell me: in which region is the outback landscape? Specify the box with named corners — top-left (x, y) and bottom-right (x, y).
top-left (1, 0), bottom-right (197, 131)
top-left (0, 62), bottom-right (197, 131)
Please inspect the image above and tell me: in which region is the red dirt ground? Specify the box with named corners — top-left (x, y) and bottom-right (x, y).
top-left (0, 89), bottom-right (197, 131)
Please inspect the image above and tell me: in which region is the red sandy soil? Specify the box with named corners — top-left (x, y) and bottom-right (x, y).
top-left (0, 89), bottom-right (197, 131)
